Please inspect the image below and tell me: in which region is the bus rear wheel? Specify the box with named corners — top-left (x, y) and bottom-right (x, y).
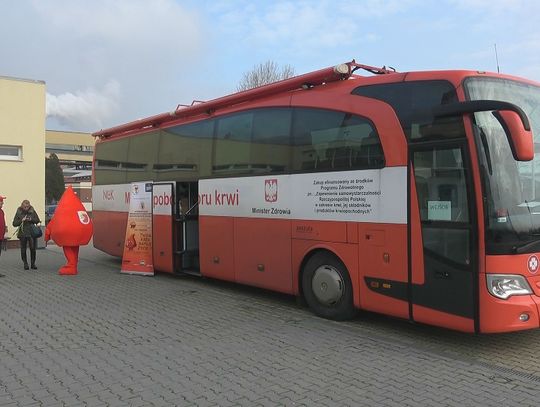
top-left (302, 252), bottom-right (356, 321)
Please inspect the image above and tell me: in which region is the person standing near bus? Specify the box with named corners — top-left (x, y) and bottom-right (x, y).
top-left (12, 199), bottom-right (40, 270)
top-left (0, 196), bottom-right (6, 255)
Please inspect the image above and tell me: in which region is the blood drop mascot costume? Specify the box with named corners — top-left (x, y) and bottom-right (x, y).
top-left (45, 187), bottom-right (93, 275)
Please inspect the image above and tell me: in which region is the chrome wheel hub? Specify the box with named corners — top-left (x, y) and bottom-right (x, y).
top-left (311, 265), bottom-right (344, 305)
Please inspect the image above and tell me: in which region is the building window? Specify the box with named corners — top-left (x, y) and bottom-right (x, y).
top-left (45, 143), bottom-right (94, 152)
top-left (0, 145), bottom-right (22, 161)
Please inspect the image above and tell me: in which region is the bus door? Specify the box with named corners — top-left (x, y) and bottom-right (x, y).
top-left (153, 182), bottom-right (175, 273)
top-left (175, 182), bottom-right (200, 273)
top-left (410, 142), bottom-right (477, 332)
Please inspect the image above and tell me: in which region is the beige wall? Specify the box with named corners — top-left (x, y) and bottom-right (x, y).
top-left (46, 130), bottom-right (94, 163)
top-left (46, 130), bottom-right (94, 146)
top-left (0, 76), bottom-right (46, 230)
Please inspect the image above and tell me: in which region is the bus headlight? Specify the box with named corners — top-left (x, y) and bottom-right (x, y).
top-left (486, 274), bottom-right (533, 300)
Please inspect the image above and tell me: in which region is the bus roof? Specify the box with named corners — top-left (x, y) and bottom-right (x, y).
top-left (92, 60), bottom-right (537, 140)
top-left (92, 61), bottom-right (396, 139)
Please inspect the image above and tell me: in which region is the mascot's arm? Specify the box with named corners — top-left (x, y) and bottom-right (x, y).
top-left (44, 217), bottom-right (55, 242)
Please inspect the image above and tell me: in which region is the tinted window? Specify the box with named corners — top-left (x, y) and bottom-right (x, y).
top-left (157, 120), bottom-right (214, 181)
top-left (94, 137), bottom-right (129, 185)
top-left (126, 132), bottom-right (159, 182)
top-left (414, 148), bottom-right (469, 223)
top-left (94, 107), bottom-right (385, 184)
top-left (291, 108), bottom-right (383, 171)
top-left (250, 109), bottom-right (292, 173)
top-left (353, 81), bottom-right (465, 141)
top-left (213, 109), bottom-right (292, 175)
top-left (216, 112), bottom-right (252, 141)
top-left (413, 147), bottom-right (471, 266)
top-left (252, 109), bottom-right (291, 145)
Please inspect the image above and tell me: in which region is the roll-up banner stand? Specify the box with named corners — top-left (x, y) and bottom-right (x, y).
top-left (120, 182), bottom-right (154, 276)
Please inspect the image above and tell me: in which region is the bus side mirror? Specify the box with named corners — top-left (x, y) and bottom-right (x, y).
top-left (432, 100), bottom-right (534, 162)
top-left (492, 110), bottom-right (534, 161)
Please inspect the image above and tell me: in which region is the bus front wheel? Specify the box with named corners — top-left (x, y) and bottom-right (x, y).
top-left (302, 252), bottom-right (356, 321)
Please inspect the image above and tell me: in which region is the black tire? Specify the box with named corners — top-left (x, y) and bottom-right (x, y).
top-left (302, 252), bottom-right (356, 321)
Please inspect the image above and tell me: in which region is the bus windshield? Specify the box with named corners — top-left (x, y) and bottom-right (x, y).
top-left (465, 77), bottom-right (540, 254)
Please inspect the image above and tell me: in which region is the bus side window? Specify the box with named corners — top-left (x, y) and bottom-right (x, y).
top-left (328, 146), bottom-right (352, 169)
top-left (291, 108), bottom-right (385, 172)
top-left (414, 148), bottom-right (469, 223)
top-left (433, 179), bottom-right (467, 222)
top-left (356, 131), bottom-right (384, 168)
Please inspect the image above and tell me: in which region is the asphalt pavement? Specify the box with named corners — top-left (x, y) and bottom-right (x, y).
top-left (1, 243), bottom-right (540, 406)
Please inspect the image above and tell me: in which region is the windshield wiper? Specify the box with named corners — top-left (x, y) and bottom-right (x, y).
top-left (513, 239), bottom-right (540, 254)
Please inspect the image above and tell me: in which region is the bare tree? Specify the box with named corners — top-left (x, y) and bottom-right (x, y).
top-left (237, 61), bottom-right (295, 92)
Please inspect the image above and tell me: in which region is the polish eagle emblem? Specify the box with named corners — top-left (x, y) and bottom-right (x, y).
top-left (265, 179), bottom-right (278, 202)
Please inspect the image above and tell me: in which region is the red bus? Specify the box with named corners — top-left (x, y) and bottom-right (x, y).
top-left (92, 60), bottom-right (540, 333)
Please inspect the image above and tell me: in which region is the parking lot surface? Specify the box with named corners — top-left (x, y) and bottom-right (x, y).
top-left (1, 244), bottom-right (540, 406)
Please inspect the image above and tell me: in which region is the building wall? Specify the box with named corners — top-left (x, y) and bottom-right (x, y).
top-left (0, 76), bottom-right (46, 232)
top-left (46, 130), bottom-right (94, 166)
top-left (46, 130), bottom-right (94, 213)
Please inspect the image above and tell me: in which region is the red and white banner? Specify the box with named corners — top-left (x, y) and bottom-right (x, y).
top-left (121, 182), bottom-right (154, 276)
top-left (93, 184), bottom-right (131, 212)
top-left (152, 183), bottom-right (174, 215)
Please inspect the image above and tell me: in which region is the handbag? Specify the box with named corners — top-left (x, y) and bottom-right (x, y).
top-left (30, 224), bottom-right (42, 238)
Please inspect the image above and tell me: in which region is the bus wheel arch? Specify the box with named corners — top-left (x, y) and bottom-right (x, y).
top-left (300, 249), bottom-right (356, 321)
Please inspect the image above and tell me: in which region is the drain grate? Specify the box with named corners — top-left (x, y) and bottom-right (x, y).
top-left (474, 360), bottom-right (540, 384)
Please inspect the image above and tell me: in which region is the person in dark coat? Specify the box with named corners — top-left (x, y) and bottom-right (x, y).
top-left (12, 199), bottom-right (41, 270)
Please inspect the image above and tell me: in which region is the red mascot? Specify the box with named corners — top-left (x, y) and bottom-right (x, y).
top-left (45, 186), bottom-right (93, 275)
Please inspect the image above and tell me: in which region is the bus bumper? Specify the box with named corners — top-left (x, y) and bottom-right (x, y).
top-left (479, 285), bottom-right (540, 333)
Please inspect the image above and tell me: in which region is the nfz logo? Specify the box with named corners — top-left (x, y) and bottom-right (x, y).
top-left (265, 179), bottom-right (278, 202)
